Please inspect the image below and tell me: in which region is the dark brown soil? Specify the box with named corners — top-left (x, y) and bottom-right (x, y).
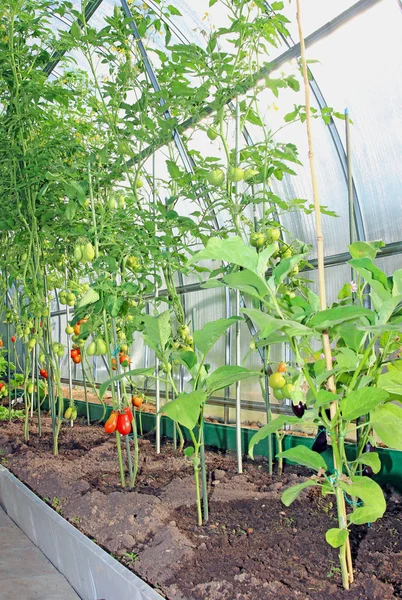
top-left (0, 416), bottom-right (401, 600)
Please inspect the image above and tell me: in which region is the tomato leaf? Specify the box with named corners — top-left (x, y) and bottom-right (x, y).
top-left (189, 237), bottom-right (258, 271)
top-left (99, 368), bottom-right (155, 399)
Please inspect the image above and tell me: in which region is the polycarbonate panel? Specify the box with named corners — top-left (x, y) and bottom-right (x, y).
top-left (280, 0), bottom-right (356, 39)
top-left (309, 0), bottom-right (402, 245)
top-left (244, 78), bottom-right (350, 257)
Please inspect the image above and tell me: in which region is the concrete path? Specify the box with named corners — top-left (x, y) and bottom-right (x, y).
top-left (0, 506), bottom-right (81, 600)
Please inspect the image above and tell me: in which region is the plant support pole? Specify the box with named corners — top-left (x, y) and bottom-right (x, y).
top-left (235, 98), bottom-right (243, 473)
top-left (296, 0), bottom-right (353, 588)
top-left (153, 153), bottom-right (161, 455)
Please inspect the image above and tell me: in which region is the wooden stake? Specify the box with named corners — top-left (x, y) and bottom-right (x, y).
top-left (295, 0), bottom-right (353, 587)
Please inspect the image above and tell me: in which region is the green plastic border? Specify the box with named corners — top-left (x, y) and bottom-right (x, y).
top-left (43, 398), bottom-right (402, 490)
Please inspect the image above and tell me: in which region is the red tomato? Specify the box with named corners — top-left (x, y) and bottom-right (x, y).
top-left (72, 355), bottom-right (81, 364)
top-left (0, 339), bottom-right (3, 347)
top-left (40, 368), bottom-right (48, 379)
top-left (11, 336), bottom-right (16, 343)
top-left (104, 411), bottom-right (118, 433)
top-left (0, 382), bottom-right (4, 389)
top-left (124, 406), bottom-right (133, 421)
top-left (117, 413), bottom-right (131, 435)
top-left (70, 348), bottom-right (80, 359)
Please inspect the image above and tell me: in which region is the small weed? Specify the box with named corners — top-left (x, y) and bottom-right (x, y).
top-left (71, 516), bottom-right (81, 525)
top-left (123, 552), bottom-right (139, 564)
top-left (327, 563), bottom-right (342, 579)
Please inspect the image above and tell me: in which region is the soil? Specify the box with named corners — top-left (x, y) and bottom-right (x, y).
top-left (0, 416), bottom-right (401, 600)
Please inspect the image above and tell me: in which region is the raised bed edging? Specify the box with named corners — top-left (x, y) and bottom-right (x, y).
top-left (0, 465), bottom-right (164, 600)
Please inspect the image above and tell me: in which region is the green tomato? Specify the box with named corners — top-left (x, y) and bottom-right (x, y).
top-left (206, 168), bottom-right (225, 186)
top-left (281, 383), bottom-right (295, 399)
top-left (21, 252), bottom-right (28, 262)
top-left (57, 347), bottom-right (64, 357)
top-left (185, 335), bottom-right (194, 347)
top-left (39, 353), bottom-right (46, 363)
top-left (74, 245), bottom-right (83, 262)
top-left (117, 195), bottom-right (126, 209)
top-left (71, 408), bottom-right (78, 420)
top-left (207, 128), bottom-right (218, 141)
top-left (77, 339), bottom-right (85, 348)
top-left (118, 331), bottom-right (126, 341)
top-left (281, 247), bottom-right (292, 259)
top-left (86, 341), bottom-right (96, 356)
top-left (67, 300), bottom-right (75, 307)
top-left (228, 167), bottom-right (244, 182)
top-left (179, 325), bottom-right (190, 339)
top-left (266, 227), bottom-right (280, 243)
top-left (243, 168), bottom-right (259, 182)
top-left (108, 196), bottom-right (117, 210)
top-left (273, 388), bottom-right (285, 401)
top-left (136, 179), bottom-right (144, 189)
top-left (82, 242), bottom-right (95, 262)
top-left (59, 293), bottom-right (67, 305)
top-left (27, 383), bottom-right (34, 395)
top-left (268, 372), bottom-right (286, 389)
top-left (290, 265), bottom-right (299, 276)
top-left (64, 407), bottom-right (73, 419)
top-left (65, 325), bottom-right (74, 335)
top-left (95, 338), bottom-right (108, 356)
top-left (28, 338), bottom-right (36, 349)
top-left (120, 343), bottom-right (128, 353)
top-left (52, 342), bottom-right (60, 354)
top-left (181, 345), bottom-right (194, 353)
top-left (66, 292), bottom-right (75, 303)
top-left (250, 232), bottom-right (266, 249)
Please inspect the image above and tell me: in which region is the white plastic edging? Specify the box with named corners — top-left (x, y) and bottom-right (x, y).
top-left (0, 465), bottom-right (164, 600)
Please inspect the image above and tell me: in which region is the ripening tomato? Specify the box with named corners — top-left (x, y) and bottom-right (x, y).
top-left (0, 340), bottom-right (3, 347)
top-left (119, 354), bottom-right (130, 367)
top-left (104, 411), bottom-right (118, 433)
top-left (278, 361), bottom-right (287, 373)
top-left (124, 406), bottom-right (133, 421)
top-left (111, 358), bottom-right (117, 371)
top-left (70, 348), bottom-right (80, 359)
top-left (132, 395), bottom-right (143, 408)
top-left (0, 382), bottom-right (4, 390)
top-left (117, 413), bottom-right (131, 435)
top-left (73, 324), bottom-right (81, 336)
top-left (72, 355), bottom-right (81, 364)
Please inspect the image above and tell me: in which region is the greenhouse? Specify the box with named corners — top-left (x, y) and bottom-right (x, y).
top-left (0, 0), bottom-right (402, 598)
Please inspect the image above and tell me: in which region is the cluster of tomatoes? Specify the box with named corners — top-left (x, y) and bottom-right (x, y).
top-left (0, 381), bottom-right (8, 397)
top-left (104, 406), bottom-right (133, 435)
top-left (111, 349), bottom-right (130, 370)
top-left (268, 361), bottom-right (306, 418)
top-left (70, 347), bottom-right (81, 365)
top-left (39, 368), bottom-right (48, 379)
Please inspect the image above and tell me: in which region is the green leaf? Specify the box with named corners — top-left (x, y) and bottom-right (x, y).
top-left (308, 306), bottom-right (373, 330)
top-left (172, 350), bottom-right (197, 370)
top-left (338, 324), bottom-right (365, 352)
top-left (325, 528), bottom-right (348, 549)
top-left (349, 241), bottom-right (384, 261)
top-left (377, 369), bottom-right (402, 396)
top-left (392, 270), bottom-right (402, 296)
top-left (377, 295), bottom-right (402, 325)
top-left (205, 366), bottom-right (260, 393)
top-left (315, 389), bottom-right (339, 409)
top-left (340, 476), bottom-right (386, 525)
top-left (256, 244), bottom-right (277, 276)
top-left (77, 288), bottom-right (99, 308)
top-left (166, 159), bottom-right (181, 179)
top-left (194, 317), bottom-right (241, 357)
top-left (242, 308), bottom-right (311, 338)
top-left (161, 390), bottom-right (207, 430)
top-left (99, 368), bottom-right (154, 399)
top-left (70, 20), bottom-right (82, 39)
top-left (272, 253), bottom-right (307, 286)
top-left (371, 403), bottom-right (402, 450)
top-left (223, 269), bottom-right (269, 299)
top-left (249, 415), bottom-right (305, 459)
top-left (353, 451), bottom-right (381, 474)
top-left (184, 446), bottom-right (194, 458)
top-left (349, 258), bottom-right (391, 301)
top-left (105, 294), bottom-right (124, 318)
top-left (340, 388), bottom-right (389, 421)
top-left (281, 480), bottom-right (319, 507)
top-left (276, 446), bottom-right (327, 471)
top-left (142, 311), bottom-right (171, 351)
top-left (189, 237), bottom-right (258, 271)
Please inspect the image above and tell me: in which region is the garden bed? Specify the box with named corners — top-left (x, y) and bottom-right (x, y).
top-left (0, 416), bottom-right (401, 600)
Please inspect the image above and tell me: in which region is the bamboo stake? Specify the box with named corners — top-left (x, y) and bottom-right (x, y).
top-left (296, 0), bottom-right (353, 588)
top-left (152, 152), bottom-right (161, 455)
